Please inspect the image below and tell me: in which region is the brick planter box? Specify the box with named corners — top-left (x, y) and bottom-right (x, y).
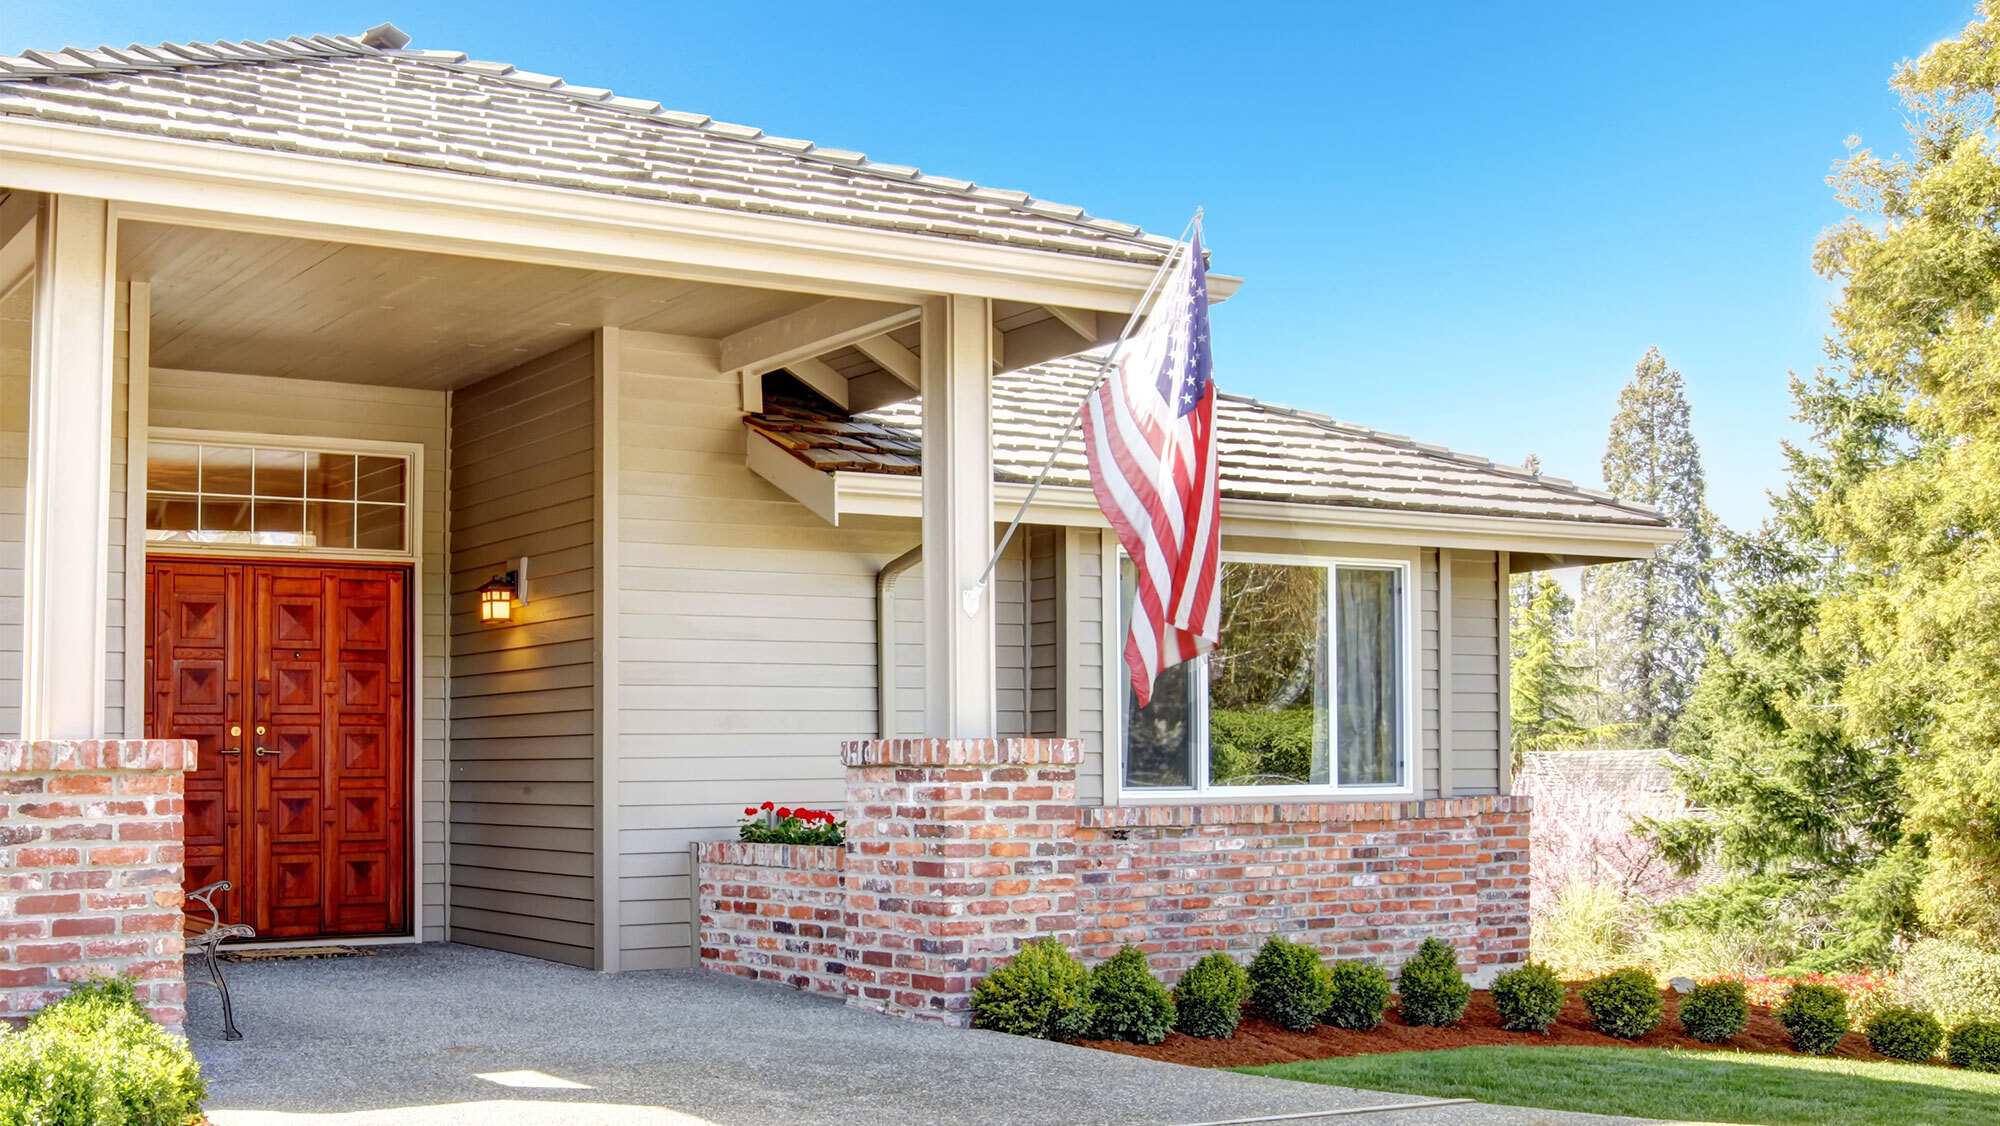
top-left (693, 743), bottom-right (1532, 1022)
top-left (0, 739), bottom-right (197, 1031)
top-left (1074, 795), bottom-right (1532, 981)
top-left (696, 840), bottom-right (847, 998)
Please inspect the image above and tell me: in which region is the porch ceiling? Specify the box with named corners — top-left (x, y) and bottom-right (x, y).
top-left (119, 221), bottom-right (831, 390)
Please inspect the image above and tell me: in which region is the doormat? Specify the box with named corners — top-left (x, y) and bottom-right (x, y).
top-left (215, 946), bottom-right (379, 963)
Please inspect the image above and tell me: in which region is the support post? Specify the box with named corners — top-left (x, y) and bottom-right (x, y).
top-left (919, 295), bottom-right (996, 738)
top-left (22, 196), bottom-right (116, 740)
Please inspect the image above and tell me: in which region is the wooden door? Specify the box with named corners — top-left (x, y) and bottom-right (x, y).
top-left (149, 559), bottom-right (409, 939)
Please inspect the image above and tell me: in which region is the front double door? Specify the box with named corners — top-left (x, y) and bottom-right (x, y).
top-left (148, 559), bottom-right (409, 938)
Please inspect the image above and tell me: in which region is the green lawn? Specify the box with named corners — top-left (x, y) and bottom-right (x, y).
top-left (1235, 1046), bottom-right (2000, 1126)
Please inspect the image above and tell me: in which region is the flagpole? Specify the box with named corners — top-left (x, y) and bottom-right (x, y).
top-left (959, 209), bottom-right (1204, 618)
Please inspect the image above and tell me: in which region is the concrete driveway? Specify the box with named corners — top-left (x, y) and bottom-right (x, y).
top-left (185, 943), bottom-right (1665, 1126)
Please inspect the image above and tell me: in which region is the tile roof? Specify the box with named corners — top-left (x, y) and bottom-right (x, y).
top-left (0, 30), bottom-right (1174, 263)
top-left (746, 353), bottom-right (1669, 527)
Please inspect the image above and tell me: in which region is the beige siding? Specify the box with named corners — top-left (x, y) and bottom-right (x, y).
top-left (1027, 525), bottom-right (1060, 738)
top-left (1421, 548), bottom-right (1442, 796)
top-left (888, 531), bottom-right (1034, 740)
top-left (0, 287), bottom-right (25, 734)
top-left (615, 329), bottom-right (918, 969)
top-left (148, 368), bottom-right (451, 940)
top-left (1448, 549), bottom-right (1504, 795)
top-left (448, 339), bottom-right (599, 967)
top-left (1067, 528), bottom-right (1107, 804)
top-left (105, 287), bottom-right (129, 737)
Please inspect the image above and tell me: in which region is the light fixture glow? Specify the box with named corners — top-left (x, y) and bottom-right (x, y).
top-left (478, 559), bottom-right (528, 624)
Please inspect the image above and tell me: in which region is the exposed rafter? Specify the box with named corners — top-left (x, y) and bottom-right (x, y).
top-left (719, 296), bottom-right (920, 377)
top-left (852, 333), bottom-right (919, 389)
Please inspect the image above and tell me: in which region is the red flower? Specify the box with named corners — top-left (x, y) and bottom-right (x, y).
top-left (777, 807), bottom-right (793, 819)
top-left (761, 801), bottom-right (774, 811)
top-left (744, 807), bottom-right (757, 817)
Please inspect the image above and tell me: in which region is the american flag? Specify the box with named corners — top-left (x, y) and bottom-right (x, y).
top-left (1080, 231), bottom-right (1221, 708)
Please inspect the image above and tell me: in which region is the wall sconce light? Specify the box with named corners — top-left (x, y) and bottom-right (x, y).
top-left (478, 557), bottom-right (529, 624)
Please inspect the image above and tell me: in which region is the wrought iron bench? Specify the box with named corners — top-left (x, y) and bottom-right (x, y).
top-left (186, 880), bottom-right (256, 1040)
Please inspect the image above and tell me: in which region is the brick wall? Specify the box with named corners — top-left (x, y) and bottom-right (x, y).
top-left (0, 740), bottom-right (197, 1031)
top-left (695, 840), bottom-right (846, 998)
top-left (693, 746), bottom-right (1533, 1020)
top-left (1073, 796), bottom-right (1533, 982)
top-left (839, 738), bottom-right (1078, 1023)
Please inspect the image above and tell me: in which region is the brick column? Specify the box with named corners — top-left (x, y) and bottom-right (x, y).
top-left (839, 737), bottom-right (1080, 1024)
top-left (0, 740), bottom-right (196, 1031)
top-left (1474, 794), bottom-right (1533, 971)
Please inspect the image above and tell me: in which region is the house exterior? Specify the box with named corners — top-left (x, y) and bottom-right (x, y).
top-left (0, 26), bottom-right (1676, 1029)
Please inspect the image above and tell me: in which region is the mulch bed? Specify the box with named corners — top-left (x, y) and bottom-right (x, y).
top-left (1078, 988), bottom-right (1886, 1068)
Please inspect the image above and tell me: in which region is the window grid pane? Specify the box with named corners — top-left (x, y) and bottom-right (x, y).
top-left (145, 441), bottom-right (408, 553)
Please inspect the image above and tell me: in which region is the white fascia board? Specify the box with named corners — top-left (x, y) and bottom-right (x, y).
top-left (747, 430), bottom-right (842, 526)
top-left (832, 472), bottom-right (1682, 560)
top-left (0, 118), bottom-right (1238, 311)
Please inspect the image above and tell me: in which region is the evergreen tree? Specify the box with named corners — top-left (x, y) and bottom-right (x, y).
top-left (1645, 370), bottom-right (1918, 970)
top-left (1803, 4), bottom-right (2000, 945)
top-left (1510, 572), bottom-right (1618, 755)
top-left (1577, 349), bottom-right (1720, 746)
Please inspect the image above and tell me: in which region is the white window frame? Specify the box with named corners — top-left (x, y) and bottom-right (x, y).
top-left (1106, 545), bottom-right (1422, 805)
top-left (141, 428), bottom-right (421, 564)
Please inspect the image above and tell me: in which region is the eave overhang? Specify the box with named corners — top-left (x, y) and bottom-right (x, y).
top-left (0, 117), bottom-right (1242, 312)
top-left (745, 430), bottom-right (1682, 564)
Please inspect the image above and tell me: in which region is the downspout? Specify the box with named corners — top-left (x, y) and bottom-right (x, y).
top-left (877, 545), bottom-right (923, 738)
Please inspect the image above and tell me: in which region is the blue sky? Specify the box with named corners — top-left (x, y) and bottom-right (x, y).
top-left (5, 1), bottom-right (1978, 530)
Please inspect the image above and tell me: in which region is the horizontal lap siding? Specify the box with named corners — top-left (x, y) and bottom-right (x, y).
top-left (616, 330), bottom-right (916, 969)
top-left (148, 368), bottom-right (450, 939)
top-left (1069, 529), bottom-right (1106, 803)
top-left (1028, 526), bottom-right (1060, 739)
top-left (1449, 550), bottom-right (1503, 795)
top-left (448, 339), bottom-right (598, 967)
top-left (1422, 548), bottom-right (1441, 796)
top-left (0, 289), bottom-right (24, 735)
top-left (106, 290), bottom-right (129, 738)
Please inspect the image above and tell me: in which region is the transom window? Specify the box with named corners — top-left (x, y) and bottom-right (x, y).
top-left (1121, 556), bottom-right (1413, 797)
top-left (145, 441), bottom-right (409, 553)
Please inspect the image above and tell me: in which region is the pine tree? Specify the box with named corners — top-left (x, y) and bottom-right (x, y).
top-left (1510, 572), bottom-right (1611, 754)
top-left (1644, 369), bottom-right (1918, 970)
top-left (1576, 349), bottom-right (1720, 746)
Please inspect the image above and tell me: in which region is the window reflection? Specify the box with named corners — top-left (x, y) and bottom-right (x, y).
top-left (145, 441), bottom-right (408, 553)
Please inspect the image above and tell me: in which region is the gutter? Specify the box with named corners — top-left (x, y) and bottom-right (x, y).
top-left (876, 545), bottom-right (923, 738)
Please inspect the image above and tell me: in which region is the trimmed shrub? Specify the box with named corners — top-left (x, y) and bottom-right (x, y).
top-left (971, 938), bottom-right (1092, 1040)
top-left (1491, 962), bottom-right (1565, 1034)
top-left (1247, 937), bottom-right (1332, 1033)
top-left (0, 976), bottom-right (206, 1126)
top-left (1864, 1006), bottom-right (1945, 1062)
top-left (1581, 969), bottom-right (1663, 1040)
top-left (1947, 1021), bottom-right (2000, 1073)
top-left (1775, 982), bottom-right (1849, 1056)
top-left (1173, 953), bottom-right (1251, 1039)
top-left (1903, 939), bottom-right (2000, 1031)
top-left (1084, 946), bottom-right (1176, 1045)
top-left (1677, 980), bottom-right (1749, 1044)
top-left (1396, 938), bottom-right (1472, 1027)
top-left (1323, 961), bottom-right (1392, 1032)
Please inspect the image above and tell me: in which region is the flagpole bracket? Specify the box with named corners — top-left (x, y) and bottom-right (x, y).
top-left (960, 580), bottom-right (985, 618)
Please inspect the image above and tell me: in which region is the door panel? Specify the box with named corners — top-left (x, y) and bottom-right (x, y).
top-left (150, 558), bottom-right (409, 939)
top-left (150, 563), bottom-right (246, 923)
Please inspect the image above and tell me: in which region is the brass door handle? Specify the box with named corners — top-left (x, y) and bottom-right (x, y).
top-left (221, 725), bottom-right (243, 754)
top-left (219, 746), bottom-right (242, 756)
top-left (254, 746), bottom-right (279, 757)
